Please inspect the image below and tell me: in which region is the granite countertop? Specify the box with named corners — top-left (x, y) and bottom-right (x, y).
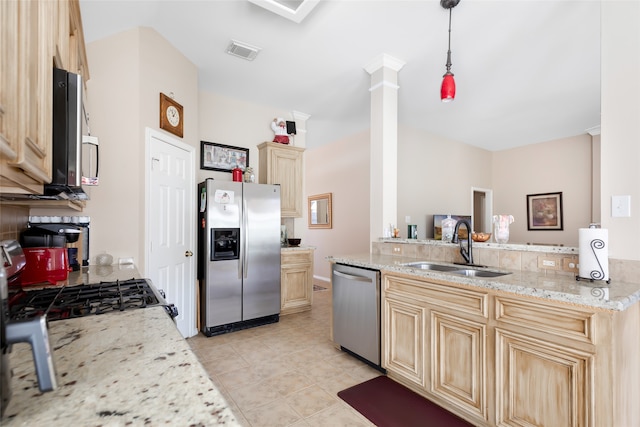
top-left (281, 245), bottom-right (315, 251)
top-left (328, 253), bottom-right (640, 311)
top-left (2, 266), bottom-right (239, 426)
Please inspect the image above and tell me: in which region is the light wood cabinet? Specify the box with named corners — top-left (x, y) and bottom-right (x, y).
top-left (258, 142), bottom-right (304, 217)
top-left (0, 0), bottom-right (88, 195)
top-left (281, 249), bottom-right (314, 315)
top-left (383, 296), bottom-right (425, 388)
top-left (381, 271), bottom-right (640, 426)
top-left (494, 296), bottom-right (596, 427)
top-left (383, 273), bottom-right (488, 424)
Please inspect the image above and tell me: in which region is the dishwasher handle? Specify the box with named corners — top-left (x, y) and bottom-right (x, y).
top-left (334, 270), bottom-right (373, 282)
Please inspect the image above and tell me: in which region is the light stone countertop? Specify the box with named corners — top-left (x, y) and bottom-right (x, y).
top-left (2, 266), bottom-right (239, 426)
top-left (328, 253), bottom-right (640, 311)
top-left (281, 245), bottom-right (315, 252)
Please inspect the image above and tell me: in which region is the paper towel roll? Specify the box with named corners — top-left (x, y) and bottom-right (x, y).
top-left (578, 228), bottom-right (609, 281)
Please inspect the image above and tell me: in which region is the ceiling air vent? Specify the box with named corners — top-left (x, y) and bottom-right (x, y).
top-left (226, 40), bottom-right (261, 61)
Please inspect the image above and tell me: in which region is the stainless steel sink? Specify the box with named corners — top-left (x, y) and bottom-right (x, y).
top-left (401, 261), bottom-right (511, 278)
top-left (401, 262), bottom-right (460, 272)
top-left (451, 269), bottom-right (511, 278)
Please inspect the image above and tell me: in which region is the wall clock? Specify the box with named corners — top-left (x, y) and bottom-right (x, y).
top-left (159, 92), bottom-right (184, 138)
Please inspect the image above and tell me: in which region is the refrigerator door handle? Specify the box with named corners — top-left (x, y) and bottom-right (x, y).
top-left (243, 198), bottom-right (248, 279)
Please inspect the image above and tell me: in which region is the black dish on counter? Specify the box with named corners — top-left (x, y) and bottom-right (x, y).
top-left (287, 238), bottom-right (301, 247)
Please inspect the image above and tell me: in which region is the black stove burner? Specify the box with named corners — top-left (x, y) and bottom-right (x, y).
top-left (8, 279), bottom-right (174, 322)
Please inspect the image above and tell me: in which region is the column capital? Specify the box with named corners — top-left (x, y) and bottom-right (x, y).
top-left (364, 53), bottom-right (406, 74)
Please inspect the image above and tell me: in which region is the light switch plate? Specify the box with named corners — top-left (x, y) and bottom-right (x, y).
top-left (612, 195), bottom-right (631, 217)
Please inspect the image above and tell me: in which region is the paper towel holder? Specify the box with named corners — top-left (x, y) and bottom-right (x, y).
top-left (576, 224), bottom-right (611, 284)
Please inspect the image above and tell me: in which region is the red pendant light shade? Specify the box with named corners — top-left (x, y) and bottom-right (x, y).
top-left (440, 0), bottom-right (460, 102)
top-left (441, 71), bottom-right (455, 102)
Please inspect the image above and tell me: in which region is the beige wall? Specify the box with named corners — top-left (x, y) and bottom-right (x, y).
top-left (305, 131), bottom-right (371, 282)
top-left (600, 1), bottom-right (640, 260)
top-left (492, 134), bottom-right (593, 246)
top-left (197, 91), bottom-right (295, 183)
top-left (397, 125), bottom-right (493, 240)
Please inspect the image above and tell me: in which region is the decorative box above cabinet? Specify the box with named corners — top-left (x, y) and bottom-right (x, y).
top-left (258, 142), bottom-right (304, 218)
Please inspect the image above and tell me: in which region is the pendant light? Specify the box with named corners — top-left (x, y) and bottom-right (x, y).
top-left (440, 0), bottom-right (460, 102)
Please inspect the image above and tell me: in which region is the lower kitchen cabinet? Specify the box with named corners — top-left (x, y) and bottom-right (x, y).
top-left (493, 295), bottom-right (597, 427)
top-left (382, 271), bottom-right (640, 427)
top-left (280, 249), bottom-right (314, 315)
top-left (495, 328), bottom-right (593, 427)
top-left (383, 273), bottom-right (488, 424)
top-left (383, 296), bottom-right (425, 388)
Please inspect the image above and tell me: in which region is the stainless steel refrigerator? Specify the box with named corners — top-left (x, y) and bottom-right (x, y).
top-left (197, 179), bottom-right (281, 336)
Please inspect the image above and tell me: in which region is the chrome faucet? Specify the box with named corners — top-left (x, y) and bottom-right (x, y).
top-left (451, 219), bottom-right (473, 265)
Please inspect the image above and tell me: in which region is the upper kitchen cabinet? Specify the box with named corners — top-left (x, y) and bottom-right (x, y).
top-left (0, 0), bottom-right (89, 195)
top-left (66, 0), bottom-right (90, 83)
top-left (258, 142), bottom-right (305, 217)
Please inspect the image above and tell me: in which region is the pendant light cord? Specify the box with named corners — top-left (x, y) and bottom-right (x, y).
top-left (445, 7), bottom-right (452, 73)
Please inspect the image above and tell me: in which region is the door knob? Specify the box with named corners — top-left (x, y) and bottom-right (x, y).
top-left (185, 250), bottom-right (193, 257)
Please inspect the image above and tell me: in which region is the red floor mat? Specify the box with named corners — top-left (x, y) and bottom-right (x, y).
top-left (338, 375), bottom-right (475, 427)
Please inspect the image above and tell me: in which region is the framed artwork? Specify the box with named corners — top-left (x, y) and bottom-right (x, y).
top-left (433, 214), bottom-right (472, 240)
top-left (200, 141), bottom-right (249, 172)
top-left (527, 192), bottom-right (563, 230)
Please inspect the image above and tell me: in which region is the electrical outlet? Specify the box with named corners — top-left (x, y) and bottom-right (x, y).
top-left (562, 257), bottom-right (579, 273)
top-left (405, 216), bottom-right (411, 223)
top-left (538, 257), bottom-right (560, 270)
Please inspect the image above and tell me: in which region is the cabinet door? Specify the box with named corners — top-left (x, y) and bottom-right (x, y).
top-left (281, 262), bottom-right (312, 314)
top-left (383, 297), bottom-right (425, 388)
top-left (431, 310), bottom-right (487, 422)
top-left (54, 0), bottom-right (70, 69)
top-left (496, 329), bottom-right (593, 427)
top-left (18, 0), bottom-right (53, 182)
top-left (258, 142), bottom-right (304, 217)
top-left (0, 0), bottom-right (19, 158)
top-left (68, 0), bottom-right (89, 80)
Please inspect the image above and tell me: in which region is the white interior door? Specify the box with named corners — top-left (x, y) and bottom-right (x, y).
top-left (145, 128), bottom-right (197, 338)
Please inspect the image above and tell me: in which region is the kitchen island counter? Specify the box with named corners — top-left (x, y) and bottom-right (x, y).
top-left (329, 253), bottom-right (640, 311)
top-left (3, 269), bottom-right (239, 426)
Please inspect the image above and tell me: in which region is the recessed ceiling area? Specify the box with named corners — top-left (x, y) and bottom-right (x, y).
top-left (247, 0), bottom-right (320, 23)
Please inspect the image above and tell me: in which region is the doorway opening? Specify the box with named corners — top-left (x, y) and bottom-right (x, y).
top-left (471, 187), bottom-right (493, 234)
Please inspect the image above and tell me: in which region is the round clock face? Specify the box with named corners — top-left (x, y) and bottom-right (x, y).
top-left (166, 105), bottom-right (180, 127)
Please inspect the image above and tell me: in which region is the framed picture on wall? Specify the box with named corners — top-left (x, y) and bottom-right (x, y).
top-left (527, 192), bottom-right (563, 230)
top-left (200, 141), bottom-right (249, 172)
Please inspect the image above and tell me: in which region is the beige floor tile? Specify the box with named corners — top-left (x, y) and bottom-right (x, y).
top-left (218, 365), bottom-right (268, 391)
top-left (188, 291), bottom-right (375, 426)
top-left (286, 384), bottom-right (340, 418)
top-left (229, 379), bottom-right (282, 409)
top-left (242, 397), bottom-right (302, 427)
top-left (304, 403), bottom-right (372, 427)
top-left (262, 371), bottom-right (315, 397)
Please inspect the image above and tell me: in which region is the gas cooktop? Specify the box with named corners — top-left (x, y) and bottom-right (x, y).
top-left (8, 278), bottom-right (177, 322)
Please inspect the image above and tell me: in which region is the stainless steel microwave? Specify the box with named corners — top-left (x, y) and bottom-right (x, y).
top-left (47, 67), bottom-right (91, 200)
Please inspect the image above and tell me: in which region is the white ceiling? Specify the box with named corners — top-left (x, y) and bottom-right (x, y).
top-left (79, 0), bottom-right (601, 151)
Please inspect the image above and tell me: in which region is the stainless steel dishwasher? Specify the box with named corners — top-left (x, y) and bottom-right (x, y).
top-left (332, 263), bottom-right (382, 368)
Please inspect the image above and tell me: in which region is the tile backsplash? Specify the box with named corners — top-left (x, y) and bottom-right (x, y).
top-left (373, 239), bottom-right (640, 283)
top-left (0, 205), bottom-right (29, 242)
